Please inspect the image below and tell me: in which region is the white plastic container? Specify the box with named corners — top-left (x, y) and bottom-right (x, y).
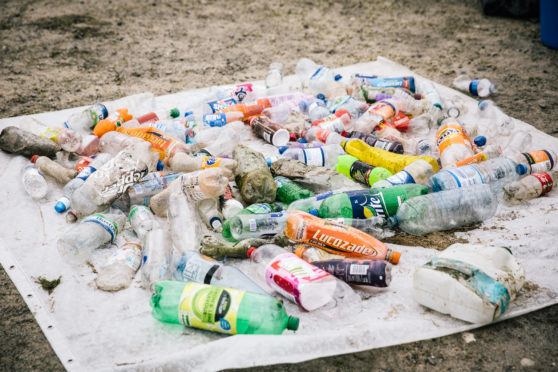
top-left (413, 243), bottom-right (525, 324)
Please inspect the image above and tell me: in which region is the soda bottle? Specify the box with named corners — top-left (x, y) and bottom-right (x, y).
top-left (279, 144), bottom-right (345, 169)
top-left (274, 176), bottom-right (314, 205)
top-left (335, 154), bottom-right (392, 187)
top-left (217, 99), bottom-right (272, 122)
top-left (0, 126), bottom-right (61, 159)
top-left (302, 126), bottom-right (346, 146)
top-left (30, 155), bottom-right (76, 185)
top-left (21, 164), bottom-right (48, 200)
top-left (93, 108), bottom-right (134, 137)
top-left (503, 171), bottom-right (557, 203)
top-left (508, 149), bottom-right (557, 174)
top-left (248, 116), bottom-right (290, 147)
top-left (453, 72), bottom-right (497, 97)
top-left (197, 198), bottom-right (224, 232)
top-left (64, 103), bottom-right (108, 131)
top-left (57, 210), bottom-right (127, 264)
top-left (172, 251), bottom-right (268, 295)
top-left (353, 99), bottom-right (400, 133)
top-left (128, 205), bottom-right (156, 240)
top-left (295, 58), bottom-right (342, 95)
top-left (233, 144), bottom-right (277, 204)
top-left (436, 117), bottom-right (475, 169)
top-left (248, 243), bottom-right (338, 311)
top-left (387, 184), bottom-right (498, 235)
top-left (150, 280), bottom-right (299, 334)
top-left (285, 211), bottom-right (401, 263)
top-left (228, 212), bottom-right (288, 241)
top-left (318, 184), bottom-right (429, 219)
top-left (222, 203), bottom-right (281, 242)
top-left (95, 240), bottom-right (142, 291)
top-left (142, 228), bottom-right (173, 291)
top-left (345, 130), bottom-right (404, 154)
top-left (370, 159), bottom-right (435, 188)
top-left (428, 157), bottom-right (524, 194)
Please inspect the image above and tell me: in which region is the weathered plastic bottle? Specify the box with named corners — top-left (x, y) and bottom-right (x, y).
top-left (168, 191), bottom-right (201, 252)
top-left (387, 184), bottom-right (498, 235)
top-left (21, 164), bottom-right (48, 200)
top-left (302, 126), bottom-right (346, 146)
top-left (501, 130), bottom-right (532, 157)
top-left (248, 243), bottom-right (337, 311)
top-left (327, 95), bottom-right (369, 119)
top-left (478, 100), bottom-right (514, 136)
top-left (503, 171), bottom-right (557, 203)
top-left (428, 157), bottom-right (524, 194)
top-left (56, 128), bottom-right (83, 153)
top-left (233, 145), bottom-right (277, 204)
top-left (274, 176), bottom-right (314, 205)
top-left (93, 108), bottom-right (134, 137)
top-left (265, 62), bottom-right (283, 88)
top-left (64, 103), bottom-right (108, 132)
top-left (279, 144), bottom-right (345, 169)
top-left (96, 240), bottom-right (142, 291)
top-left (436, 117), bottom-right (475, 169)
top-left (222, 203), bottom-right (281, 242)
top-left (229, 212), bottom-right (288, 240)
top-left (353, 99), bottom-right (400, 133)
top-left (371, 159), bottom-right (435, 189)
top-left (296, 58), bottom-right (342, 95)
top-left (197, 198), bottom-right (224, 232)
top-left (0, 126), bottom-right (61, 159)
top-left (168, 152), bottom-right (237, 174)
top-left (31, 155), bottom-right (76, 185)
top-left (508, 149), bottom-right (557, 174)
top-left (335, 154), bottom-right (392, 187)
top-left (128, 205), bottom-right (156, 240)
top-left (98, 130), bottom-right (146, 156)
top-left (299, 98), bottom-right (331, 122)
top-left (150, 280), bottom-right (299, 334)
top-left (115, 171), bottom-right (181, 212)
top-left (453, 73), bottom-right (498, 97)
top-left (345, 131), bottom-right (404, 154)
top-left (142, 228), bottom-right (173, 291)
top-left (454, 144), bottom-right (502, 167)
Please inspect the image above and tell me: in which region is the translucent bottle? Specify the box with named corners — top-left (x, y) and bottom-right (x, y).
top-left (197, 197), bottom-right (224, 232)
top-left (76, 134), bottom-right (100, 156)
top-left (64, 103), bottom-right (109, 132)
top-left (478, 100), bottom-right (514, 136)
top-left (503, 171), bottom-right (557, 203)
top-left (274, 176), bottom-right (314, 205)
top-left (56, 128), bottom-right (83, 153)
top-left (248, 244), bottom-right (337, 311)
top-left (353, 99), bottom-right (400, 133)
top-left (327, 95), bottom-right (369, 119)
top-left (501, 130), bottom-right (532, 157)
top-left (142, 228), bottom-right (173, 291)
top-left (453, 73), bottom-right (498, 97)
top-left (57, 210), bottom-right (127, 264)
top-left (168, 191), bottom-right (201, 252)
top-left (228, 212), bottom-right (288, 240)
top-left (303, 126), bottom-right (346, 146)
top-left (299, 98), bottom-right (331, 123)
top-left (371, 159), bottom-right (436, 188)
top-left (128, 205), bottom-right (156, 240)
top-left (31, 155), bottom-right (76, 185)
top-left (116, 171), bottom-right (181, 212)
top-left (96, 240), bottom-right (142, 291)
top-left (295, 58), bottom-right (342, 95)
top-left (21, 164), bottom-right (48, 200)
top-left (280, 144), bottom-right (345, 169)
top-left (436, 117), bottom-right (475, 169)
top-left (387, 184), bottom-right (498, 235)
top-left (428, 157), bottom-right (523, 194)
top-left (508, 149), bottom-right (557, 174)
top-left (265, 62), bottom-right (283, 89)
top-left (98, 130), bottom-right (147, 156)
top-left (168, 152), bottom-right (237, 174)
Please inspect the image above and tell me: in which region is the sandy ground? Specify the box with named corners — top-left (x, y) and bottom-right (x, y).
top-left (1, 0), bottom-right (557, 370)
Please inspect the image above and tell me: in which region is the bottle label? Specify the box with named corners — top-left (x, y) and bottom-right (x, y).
top-left (77, 166), bottom-right (96, 181)
top-left (207, 98), bottom-right (237, 113)
top-left (90, 103), bottom-right (109, 127)
top-left (265, 252), bottom-right (330, 307)
top-left (106, 242), bottom-right (141, 271)
top-left (181, 174), bottom-right (208, 201)
top-left (368, 101), bottom-right (396, 121)
top-left (302, 147), bottom-right (325, 166)
top-left (389, 112), bottom-right (410, 131)
top-left (469, 80), bottom-right (480, 96)
top-left (384, 170), bottom-right (415, 186)
top-left (203, 113), bottom-right (227, 127)
top-left (250, 116), bottom-right (282, 145)
top-left (344, 190), bottom-right (386, 218)
top-left (349, 161), bottom-right (375, 186)
top-left (245, 203), bottom-right (273, 214)
top-left (178, 282), bottom-right (244, 335)
top-left (532, 172), bottom-right (553, 194)
top-left (128, 205), bottom-right (149, 221)
top-left (454, 152), bottom-right (488, 167)
top-left (180, 256), bottom-right (221, 284)
top-left (311, 260), bottom-right (388, 287)
top-left (117, 127), bottom-right (183, 161)
top-left (313, 127), bottom-right (330, 143)
top-left (521, 150), bottom-right (554, 171)
top-left (445, 166), bottom-right (484, 187)
top-left (82, 214), bottom-right (118, 243)
top-left (201, 156), bottom-right (221, 170)
top-left (436, 123), bottom-right (473, 155)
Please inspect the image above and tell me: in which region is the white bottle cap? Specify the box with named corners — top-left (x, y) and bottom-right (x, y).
top-left (272, 128), bottom-right (290, 147)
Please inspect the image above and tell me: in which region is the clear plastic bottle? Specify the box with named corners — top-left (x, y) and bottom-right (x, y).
top-left (168, 191), bottom-right (201, 252)
top-left (327, 95), bottom-right (368, 119)
top-left (507, 149), bottom-right (558, 174)
top-left (295, 58), bottom-right (342, 95)
top-left (454, 144), bottom-right (502, 167)
top-left (128, 205), bottom-right (156, 240)
top-left (265, 62), bottom-right (283, 89)
top-left (21, 164), bottom-right (48, 200)
top-left (115, 171), bottom-right (181, 212)
top-left (228, 212), bottom-right (288, 240)
top-left (478, 100), bottom-right (514, 136)
top-left (280, 144), bottom-right (345, 169)
top-left (31, 155), bottom-right (76, 185)
top-left (95, 240), bottom-right (142, 291)
top-left (64, 103), bottom-right (109, 132)
top-left (57, 210), bottom-right (127, 264)
top-left (168, 152), bottom-right (237, 173)
top-left (299, 98), bottom-right (331, 123)
top-left (56, 128), bottom-right (83, 153)
top-left (142, 228), bottom-right (173, 291)
top-left (428, 157), bottom-right (523, 194)
top-left (387, 184), bottom-right (498, 235)
top-left (371, 159), bottom-right (436, 188)
top-left (436, 117), bottom-right (475, 169)
top-left (503, 171), bottom-right (557, 203)
top-left (98, 130), bottom-right (147, 156)
top-left (501, 130), bottom-right (532, 157)
top-left (197, 197), bottom-right (224, 232)
top-left (453, 73), bottom-right (498, 97)
top-left (248, 243), bottom-right (337, 311)
top-left (303, 126), bottom-right (346, 146)
top-left (353, 99), bottom-right (400, 133)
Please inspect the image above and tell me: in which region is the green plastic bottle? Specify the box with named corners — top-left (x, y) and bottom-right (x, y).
top-left (274, 176), bottom-right (314, 205)
top-left (318, 184), bottom-right (428, 219)
top-left (222, 203), bottom-right (282, 242)
top-left (150, 280), bottom-right (299, 335)
top-left (335, 154), bottom-right (393, 187)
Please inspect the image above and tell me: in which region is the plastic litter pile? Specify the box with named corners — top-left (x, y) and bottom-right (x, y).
top-left (1, 58), bottom-right (557, 341)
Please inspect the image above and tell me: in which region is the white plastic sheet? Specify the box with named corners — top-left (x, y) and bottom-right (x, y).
top-left (1, 57), bottom-right (557, 371)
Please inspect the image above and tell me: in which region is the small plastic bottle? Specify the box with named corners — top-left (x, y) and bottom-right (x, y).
top-left (65, 103), bottom-right (109, 132)
top-left (21, 164), bottom-right (48, 200)
top-left (197, 197), bottom-right (224, 232)
top-left (56, 128), bottom-right (83, 153)
top-left (265, 62), bottom-right (283, 89)
top-left (274, 176), bottom-right (314, 205)
top-left (142, 228), bottom-right (173, 291)
top-left (371, 159), bottom-right (435, 188)
top-left (96, 240), bottom-right (142, 291)
top-left (503, 171), bottom-right (557, 203)
top-left (508, 149), bottom-right (557, 174)
top-left (303, 126), bottom-right (346, 146)
top-left (335, 154), bottom-right (392, 187)
top-left (128, 205), bottom-right (156, 240)
top-left (453, 72), bottom-right (498, 97)
top-left (299, 98), bottom-right (331, 123)
top-left (295, 58), bottom-right (342, 95)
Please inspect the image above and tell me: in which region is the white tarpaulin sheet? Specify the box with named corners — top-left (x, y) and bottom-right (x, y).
top-left (1, 57), bottom-right (557, 371)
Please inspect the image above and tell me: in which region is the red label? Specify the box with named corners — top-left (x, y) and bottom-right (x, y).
top-left (532, 172), bottom-right (553, 194)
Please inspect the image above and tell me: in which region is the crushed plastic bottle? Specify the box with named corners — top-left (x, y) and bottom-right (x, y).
top-left (503, 171), bottom-right (557, 203)
top-left (21, 164), bottom-right (48, 200)
top-left (96, 240), bottom-right (142, 291)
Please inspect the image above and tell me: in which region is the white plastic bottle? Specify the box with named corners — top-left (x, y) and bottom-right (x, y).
top-left (57, 210), bottom-right (127, 264)
top-left (503, 171), bottom-right (558, 203)
top-left (31, 155), bottom-right (76, 185)
top-left (453, 73), bottom-right (498, 97)
top-left (21, 164), bottom-right (48, 200)
top-left (128, 205), bottom-right (156, 240)
top-left (95, 240), bottom-right (142, 291)
top-left (197, 198), bottom-right (224, 232)
top-left (142, 228), bottom-right (173, 291)
top-left (413, 243), bottom-right (525, 323)
top-left (371, 159), bottom-right (435, 188)
top-left (299, 98), bottom-right (331, 122)
top-left (280, 144), bottom-right (345, 169)
top-left (265, 62), bottom-right (283, 89)
top-left (248, 244), bottom-right (337, 311)
top-left (436, 117), bottom-right (475, 169)
top-left (168, 191), bottom-right (201, 252)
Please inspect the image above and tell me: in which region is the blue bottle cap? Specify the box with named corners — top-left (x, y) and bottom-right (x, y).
top-left (334, 74), bottom-right (343, 81)
top-left (277, 146), bottom-right (288, 154)
top-left (516, 164), bottom-right (528, 175)
top-left (297, 138), bottom-right (308, 143)
top-left (473, 136), bottom-right (487, 147)
top-left (386, 216), bottom-right (399, 228)
top-left (156, 160), bottom-right (165, 171)
top-left (184, 111), bottom-right (194, 118)
top-left (316, 93), bottom-right (326, 101)
top-left (308, 209), bottom-right (319, 217)
top-left (298, 101), bottom-right (308, 111)
top-left (54, 201), bottom-right (67, 213)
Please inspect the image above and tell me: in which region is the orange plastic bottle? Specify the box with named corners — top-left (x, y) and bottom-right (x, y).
top-left (218, 98), bottom-right (271, 122)
top-left (93, 109), bottom-right (133, 137)
top-left (284, 210), bottom-right (400, 264)
top-left (116, 126), bottom-right (189, 163)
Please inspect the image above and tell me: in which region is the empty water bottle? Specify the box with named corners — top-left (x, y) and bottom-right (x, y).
top-left (265, 62), bottom-right (283, 89)
top-left (295, 58), bottom-right (342, 95)
top-left (96, 240), bottom-right (142, 291)
top-left (128, 205), bottom-right (156, 240)
top-left (142, 228), bottom-right (173, 291)
top-left (197, 197), bottom-right (224, 232)
top-left (21, 164), bottom-right (48, 200)
top-left (453, 72), bottom-right (497, 97)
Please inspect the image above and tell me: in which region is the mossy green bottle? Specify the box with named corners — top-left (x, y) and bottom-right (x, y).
top-left (222, 203), bottom-right (282, 242)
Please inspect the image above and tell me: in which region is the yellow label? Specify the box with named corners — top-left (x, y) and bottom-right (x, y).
top-left (178, 282), bottom-right (245, 335)
top-left (40, 127), bottom-right (60, 142)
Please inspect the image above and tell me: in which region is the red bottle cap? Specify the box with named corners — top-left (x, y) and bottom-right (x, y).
top-left (247, 247), bottom-right (257, 258)
top-left (137, 112), bottom-right (159, 124)
top-left (30, 155), bottom-right (39, 163)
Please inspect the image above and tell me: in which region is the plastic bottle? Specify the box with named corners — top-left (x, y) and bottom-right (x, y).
top-left (478, 100), bottom-right (514, 136)
top-left (95, 241), bottom-right (142, 291)
top-left (194, 121), bottom-right (246, 157)
top-left (280, 144), bottom-right (345, 169)
top-left (98, 131), bottom-right (146, 156)
top-left (150, 280), bottom-right (299, 334)
top-left (392, 89), bottom-right (428, 116)
top-left (413, 244), bottom-right (525, 323)
top-left (64, 103), bottom-right (109, 132)
top-left (217, 99), bottom-right (272, 122)
top-left (128, 205), bottom-right (156, 240)
top-left (453, 73), bottom-right (498, 97)
top-left (501, 130), bottom-right (532, 157)
top-left (115, 126), bottom-right (190, 164)
top-left (286, 190), bottom-right (344, 213)
top-left (247, 116), bottom-right (290, 147)
top-left (168, 153), bottom-right (237, 174)
top-left (503, 171), bottom-right (557, 203)
top-left (285, 211), bottom-right (401, 263)
top-left (168, 191), bottom-right (201, 252)
top-left (21, 164), bottom-right (48, 200)
top-left (248, 243), bottom-right (337, 311)
top-left (353, 99), bottom-right (400, 133)
top-left (233, 145), bottom-right (277, 204)
top-left (326, 95), bottom-right (369, 119)
top-left (428, 157), bottom-right (524, 194)
top-left (436, 117), bottom-right (475, 169)
top-left (93, 108), bottom-right (134, 137)
top-left (274, 176), bottom-right (314, 204)
top-left (345, 131), bottom-right (404, 154)
top-left (387, 184), bottom-right (498, 235)
top-left (222, 203), bottom-right (281, 242)
top-left (265, 62), bottom-right (283, 89)
top-left (57, 210), bottom-right (127, 264)
top-left (172, 251), bottom-right (268, 295)
top-left (115, 171), bottom-right (181, 212)
top-left (322, 217), bottom-right (390, 238)
top-left (299, 98), bottom-right (331, 123)
top-left (357, 76), bottom-right (415, 92)
top-left (335, 154), bottom-right (392, 187)
top-left (295, 58), bottom-right (342, 95)
top-left (302, 126), bottom-right (346, 146)
top-left (454, 144), bottom-right (502, 167)
top-left (142, 228), bottom-right (173, 291)
top-left (0, 126), bottom-right (61, 159)
top-left (228, 212), bottom-right (288, 240)
top-left (341, 139), bottom-right (439, 175)
top-left (31, 155), bottom-right (76, 185)
top-left (369, 159), bottom-right (435, 189)
top-left (220, 183), bottom-right (245, 219)
top-left (197, 198), bottom-right (224, 232)
top-left (418, 80), bottom-right (443, 112)
top-left (56, 128), bottom-right (83, 153)
top-left (508, 149), bottom-right (557, 174)
top-left (318, 184), bottom-right (429, 219)
top-left (76, 134), bottom-right (100, 156)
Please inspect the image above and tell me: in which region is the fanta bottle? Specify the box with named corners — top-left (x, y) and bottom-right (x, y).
top-left (436, 117), bottom-right (475, 169)
top-left (93, 109), bottom-right (134, 137)
top-left (116, 126), bottom-right (190, 163)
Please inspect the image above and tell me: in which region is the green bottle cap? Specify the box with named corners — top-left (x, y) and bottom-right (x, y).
top-left (287, 316), bottom-right (299, 331)
top-left (334, 154), bottom-right (357, 178)
top-left (368, 167), bottom-right (392, 186)
top-left (170, 108), bottom-right (180, 118)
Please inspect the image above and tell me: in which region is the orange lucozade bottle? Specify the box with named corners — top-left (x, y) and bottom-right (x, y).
top-left (93, 108), bottom-right (133, 137)
top-left (217, 98), bottom-right (272, 122)
top-left (115, 126), bottom-right (189, 163)
top-left (284, 210), bottom-right (400, 264)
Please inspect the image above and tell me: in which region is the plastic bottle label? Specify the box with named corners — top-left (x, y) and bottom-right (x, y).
top-left (384, 170), bottom-right (415, 186)
top-left (77, 166), bottom-right (96, 181)
top-left (469, 80), bottom-right (480, 96)
top-left (327, 95), bottom-right (351, 113)
top-left (344, 190), bottom-right (386, 218)
top-left (90, 103), bottom-right (108, 127)
top-left (128, 205), bottom-right (149, 221)
top-left (182, 174), bottom-right (208, 201)
top-left (245, 203), bottom-right (273, 214)
top-left (521, 150), bottom-right (554, 171)
top-left (203, 113), bottom-right (227, 127)
top-left (349, 161), bottom-right (375, 186)
top-left (314, 127), bottom-right (330, 143)
top-left (201, 156), bottom-right (221, 170)
top-left (82, 214), bottom-right (118, 243)
top-left (390, 112), bottom-right (410, 131)
top-left (532, 172), bottom-right (553, 194)
top-left (445, 166), bottom-right (484, 187)
top-left (265, 253), bottom-right (330, 307)
top-left (180, 256), bottom-right (220, 284)
top-left (106, 243), bottom-right (141, 271)
top-left (349, 264), bottom-right (368, 275)
top-left (207, 98), bottom-right (237, 113)
top-left (117, 127), bottom-right (183, 161)
top-left (436, 124), bottom-right (473, 154)
top-left (302, 147), bottom-right (325, 166)
top-left (368, 101), bottom-right (396, 121)
top-left (178, 282), bottom-right (244, 335)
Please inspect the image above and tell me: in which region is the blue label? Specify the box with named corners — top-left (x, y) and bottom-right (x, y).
top-left (469, 80), bottom-right (480, 96)
top-left (77, 166), bottom-right (96, 181)
top-left (82, 214), bottom-right (118, 243)
top-left (345, 190), bottom-right (385, 218)
top-left (384, 170), bottom-right (415, 186)
top-left (207, 98), bottom-right (237, 113)
top-left (203, 113), bottom-right (227, 127)
top-left (316, 191), bottom-right (333, 201)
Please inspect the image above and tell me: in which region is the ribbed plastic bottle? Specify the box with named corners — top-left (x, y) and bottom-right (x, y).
top-left (197, 197), bottom-right (224, 232)
top-left (221, 203), bottom-right (281, 242)
top-left (228, 212), bottom-right (288, 241)
top-left (387, 184), bottom-right (498, 235)
top-left (31, 155), bottom-right (76, 185)
top-left (142, 228), bottom-right (173, 291)
top-left (150, 280), bottom-right (299, 334)
top-left (96, 241), bottom-right (142, 291)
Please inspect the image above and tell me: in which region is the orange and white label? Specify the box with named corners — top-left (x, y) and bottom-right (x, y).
top-left (532, 172), bottom-right (553, 194)
top-left (455, 152), bottom-right (488, 167)
top-left (522, 150), bottom-right (554, 173)
top-left (117, 126), bottom-right (181, 161)
top-left (436, 123), bottom-right (472, 155)
top-left (369, 101), bottom-right (396, 121)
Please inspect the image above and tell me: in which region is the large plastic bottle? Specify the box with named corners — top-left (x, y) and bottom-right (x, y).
top-left (295, 58), bottom-right (342, 95)
top-left (228, 212), bottom-right (288, 241)
top-left (248, 244), bottom-right (337, 311)
top-left (64, 103), bottom-right (109, 132)
top-left (387, 184), bottom-right (498, 235)
top-left (150, 280), bottom-right (299, 334)
top-left (345, 131), bottom-right (404, 154)
top-left (436, 117), bottom-right (475, 169)
top-left (335, 154), bottom-right (392, 187)
top-left (428, 157), bottom-right (524, 194)
top-left (299, 98), bottom-right (331, 123)
top-left (453, 73), bottom-right (498, 97)
top-left (503, 171), bottom-right (557, 203)
top-left (115, 126), bottom-right (192, 163)
top-left (371, 159), bottom-right (436, 188)
top-left (172, 251), bottom-right (268, 295)
top-left (142, 228), bottom-right (173, 291)
top-left (57, 210), bottom-right (127, 264)
top-left (31, 155), bottom-right (76, 185)
top-left (95, 240), bottom-right (142, 291)
top-left (318, 184), bottom-right (429, 219)
top-left (168, 191), bottom-right (202, 252)
top-left (21, 164), bottom-right (48, 200)
top-left (508, 149), bottom-right (557, 174)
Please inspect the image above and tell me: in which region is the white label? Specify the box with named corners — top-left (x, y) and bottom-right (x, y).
top-left (349, 264), bottom-right (369, 276)
top-left (303, 147), bottom-right (325, 166)
top-left (530, 161), bottom-right (552, 173)
top-left (385, 170), bottom-right (415, 185)
top-left (182, 174), bottom-right (207, 201)
top-left (106, 243), bottom-right (141, 271)
top-left (249, 218), bottom-right (257, 232)
top-left (446, 166), bottom-right (484, 187)
top-left (263, 132), bottom-right (271, 143)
